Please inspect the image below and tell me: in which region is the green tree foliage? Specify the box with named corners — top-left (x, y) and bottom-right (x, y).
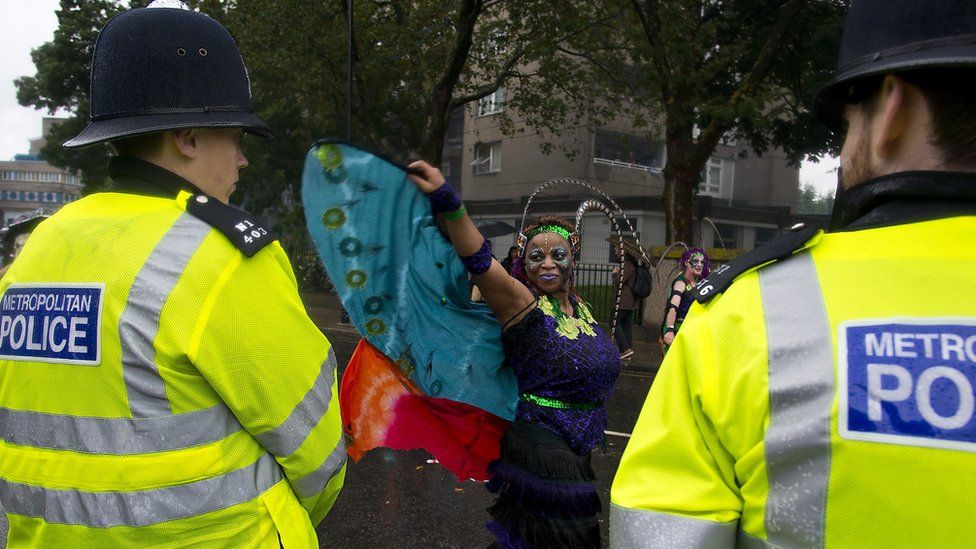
top-left (796, 182), bottom-right (834, 214)
top-left (517, 0), bottom-right (847, 244)
top-left (623, 0), bottom-right (846, 243)
top-left (14, 0), bottom-right (218, 193)
top-left (15, 1), bottom-right (137, 192)
top-left (221, 0), bottom-right (558, 259)
top-left (18, 0), bottom-right (845, 256)
top-left (19, 1), bottom-right (601, 281)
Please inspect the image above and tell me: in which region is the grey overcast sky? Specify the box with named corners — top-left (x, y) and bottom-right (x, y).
top-left (1, 0), bottom-right (64, 160)
top-left (1, 0), bottom-right (839, 195)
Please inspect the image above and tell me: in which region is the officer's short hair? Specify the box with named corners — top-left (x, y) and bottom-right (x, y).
top-left (111, 132), bottom-right (167, 159)
top-left (900, 68), bottom-right (976, 168)
top-left (854, 69), bottom-right (976, 168)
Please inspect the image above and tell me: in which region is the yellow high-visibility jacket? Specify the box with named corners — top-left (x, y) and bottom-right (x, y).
top-left (612, 176), bottom-right (976, 548)
top-left (0, 178), bottom-right (345, 547)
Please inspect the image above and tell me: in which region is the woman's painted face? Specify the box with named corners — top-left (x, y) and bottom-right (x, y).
top-left (524, 232), bottom-right (572, 293)
top-left (687, 253), bottom-right (705, 276)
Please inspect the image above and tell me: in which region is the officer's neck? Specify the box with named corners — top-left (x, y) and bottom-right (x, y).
top-left (145, 156), bottom-right (216, 199)
top-left (108, 156), bottom-right (207, 200)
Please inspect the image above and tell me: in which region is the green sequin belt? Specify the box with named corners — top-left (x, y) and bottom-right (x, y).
top-left (520, 393), bottom-right (601, 410)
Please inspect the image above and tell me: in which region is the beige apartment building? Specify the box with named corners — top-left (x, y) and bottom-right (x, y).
top-left (447, 88), bottom-right (807, 265)
top-left (0, 118), bottom-right (82, 226)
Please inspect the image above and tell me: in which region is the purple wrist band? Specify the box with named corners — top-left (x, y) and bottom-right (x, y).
top-left (461, 239), bottom-right (493, 275)
top-left (427, 182), bottom-right (462, 214)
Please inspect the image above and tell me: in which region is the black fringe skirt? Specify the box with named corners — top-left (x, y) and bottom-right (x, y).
top-left (485, 419), bottom-right (601, 548)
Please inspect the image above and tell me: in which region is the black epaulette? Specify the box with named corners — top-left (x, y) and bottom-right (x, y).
top-left (695, 223), bottom-right (822, 304)
top-left (185, 194), bottom-right (275, 258)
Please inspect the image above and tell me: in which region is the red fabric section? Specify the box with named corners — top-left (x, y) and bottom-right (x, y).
top-left (340, 339), bottom-right (509, 481)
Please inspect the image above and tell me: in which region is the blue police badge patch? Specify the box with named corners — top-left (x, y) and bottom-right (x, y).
top-left (839, 318), bottom-right (976, 452)
top-left (0, 284), bottom-right (104, 365)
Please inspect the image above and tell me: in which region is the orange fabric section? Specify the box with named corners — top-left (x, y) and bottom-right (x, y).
top-left (340, 339), bottom-right (509, 481)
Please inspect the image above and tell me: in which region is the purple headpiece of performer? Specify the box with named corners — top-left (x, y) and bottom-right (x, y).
top-left (509, 219), bottom-right (577, 295)
top-left (680, 247), bottom-right (710, 279)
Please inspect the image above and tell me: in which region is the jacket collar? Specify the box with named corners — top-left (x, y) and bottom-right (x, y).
top-left (107, 156), bottom-right (206, 199)
top-left (830, 171), bottom-right (976, 231)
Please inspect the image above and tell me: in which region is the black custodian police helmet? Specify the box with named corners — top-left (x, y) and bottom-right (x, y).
top-left (63, 0), bottom-right (271, 149)
top-left (815, 0), bottom-right (976, 130)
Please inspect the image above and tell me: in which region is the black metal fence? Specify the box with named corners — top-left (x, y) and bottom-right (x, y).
top-left (573, 262), bottom-right (644, 325)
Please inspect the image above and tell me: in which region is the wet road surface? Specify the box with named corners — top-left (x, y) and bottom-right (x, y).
top-left (0, 326), bottom-right (657, 548)
top-left (316, 328), bottom-right (657, 548)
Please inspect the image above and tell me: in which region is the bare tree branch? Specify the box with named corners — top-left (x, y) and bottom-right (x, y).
top-left (694, 0), bottom-right (805, 164)
top-left (449, 44), bottom-right (525, 108)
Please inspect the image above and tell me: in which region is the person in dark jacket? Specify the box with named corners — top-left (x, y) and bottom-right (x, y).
top-left (612, 250), bottom-right (638, 360)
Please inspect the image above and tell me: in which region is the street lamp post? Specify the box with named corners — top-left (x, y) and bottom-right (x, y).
top-left (347, 0), bottom-right (354, 141)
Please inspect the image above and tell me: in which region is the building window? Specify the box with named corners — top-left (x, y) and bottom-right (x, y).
top-left (754, 227), bottom-right (779, 248)
top-left (699, 157), bottom-right (722, 197)
top-left (713, 222), bottom-right (739, 249)
top-left (477, 87), bottom-right (505, 116)
top-left (472, 142), bottom-right (501, 174)
top-left (593, 129), bottom-right (662, 170)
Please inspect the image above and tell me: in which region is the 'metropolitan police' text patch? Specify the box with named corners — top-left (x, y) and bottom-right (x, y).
top-left (0, 284), bottom-right (103, 365)
top-left (839, 319), bottom-right (976, 452)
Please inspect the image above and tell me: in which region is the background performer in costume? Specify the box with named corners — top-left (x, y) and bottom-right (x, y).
top-left (407, 161), bottom-right (621, 549)
top-left (660, 248), bottom-right (709, 353)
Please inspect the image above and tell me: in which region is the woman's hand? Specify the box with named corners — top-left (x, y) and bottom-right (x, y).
top-left (663, 331), bottom-right (675, 345)
top-left (407, 161), bottom-right (446, 194)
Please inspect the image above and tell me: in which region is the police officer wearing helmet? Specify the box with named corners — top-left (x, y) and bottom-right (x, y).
top-left (0, 2), bottom-right (345, 546)
top-left (611, 1), bottom-right (976, 547)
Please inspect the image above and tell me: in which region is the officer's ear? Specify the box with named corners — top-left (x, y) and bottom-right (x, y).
top-left (873, 74), bottom-right (917, 161)
top-left (171, 129), bottom-right (202, 160)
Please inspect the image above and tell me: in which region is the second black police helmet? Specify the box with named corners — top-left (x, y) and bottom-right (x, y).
top-left (815, 0), bottom-right (976, 130)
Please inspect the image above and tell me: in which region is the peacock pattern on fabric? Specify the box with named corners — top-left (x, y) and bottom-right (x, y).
top-left (301, 141), bottom-right (518, 480)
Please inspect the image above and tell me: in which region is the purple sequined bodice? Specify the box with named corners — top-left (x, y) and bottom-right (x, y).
top-left (500, 297), bottom-right (621, 455)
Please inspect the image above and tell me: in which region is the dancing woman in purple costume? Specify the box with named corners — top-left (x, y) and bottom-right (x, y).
top-left (661, 248), bottom-right (710, 353)
top-left (408, 162), bottom-right (621, 548)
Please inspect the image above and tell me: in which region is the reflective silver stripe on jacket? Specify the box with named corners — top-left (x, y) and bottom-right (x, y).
top-left (120, 213), bottom-right (211, 417)
top-left (290, 437), bottom-right (347, 499)
top-left (737, 531), bottom-right (774, 548)
top-left (254, 348), bottom-right (338, 457)
top-left (609, 503), bottom-right (737, 548)
top-left (759, 251), bottom-right (833, 548)
top-left (0, 453), bottom-right (283, 527)
top-left (0, 403), bottom-right (243, 454)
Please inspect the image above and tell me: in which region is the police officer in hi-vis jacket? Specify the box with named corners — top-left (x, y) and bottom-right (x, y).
top-left (611, 0), bottom-right (976, 547)
top-left (0, 2), bottom-right (345, 546)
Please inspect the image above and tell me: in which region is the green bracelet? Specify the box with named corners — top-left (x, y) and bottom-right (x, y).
top-left (445, 204), bottom-right (467, 221)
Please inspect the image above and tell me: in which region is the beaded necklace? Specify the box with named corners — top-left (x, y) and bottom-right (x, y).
top-left (537, 294), bottom-right (596, 340)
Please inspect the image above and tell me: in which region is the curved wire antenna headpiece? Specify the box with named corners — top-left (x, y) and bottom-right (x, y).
top-left (515, 177), bottom-right (655, 341)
